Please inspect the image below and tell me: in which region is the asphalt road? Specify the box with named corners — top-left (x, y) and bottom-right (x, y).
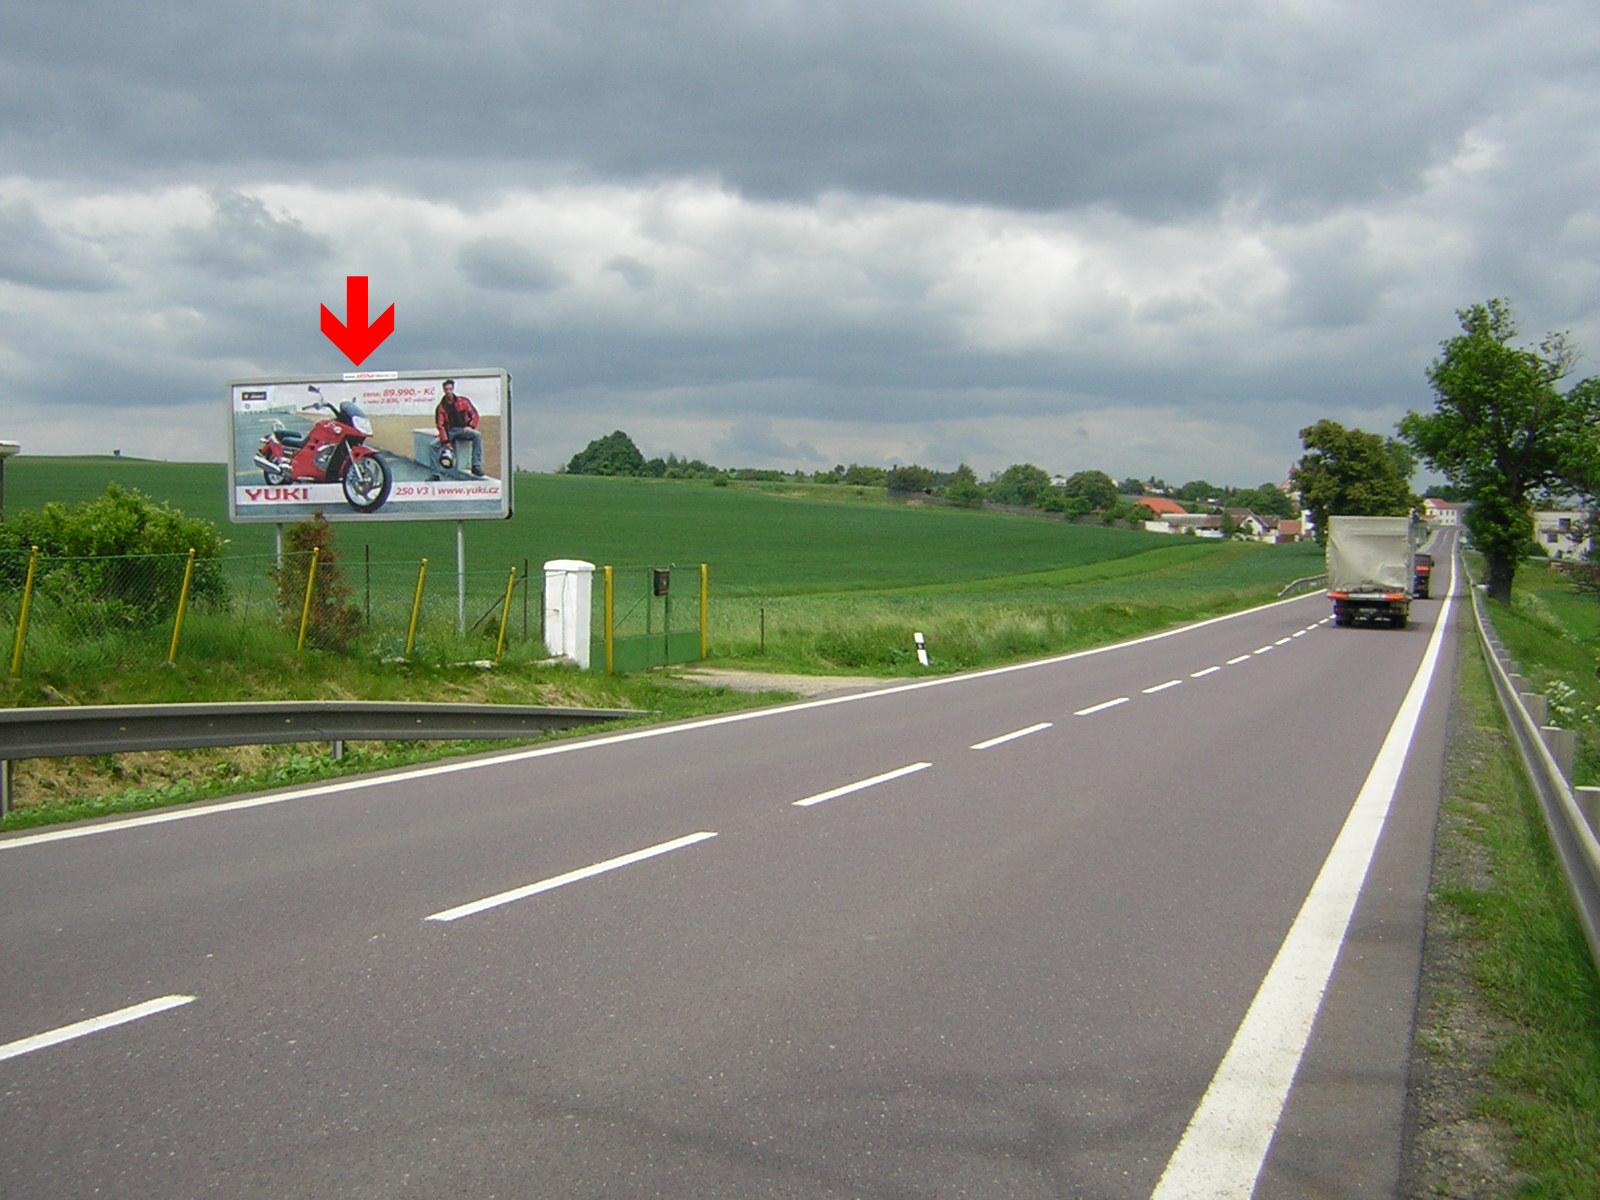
top-left (1, 537), bottom-right (1463, 1199)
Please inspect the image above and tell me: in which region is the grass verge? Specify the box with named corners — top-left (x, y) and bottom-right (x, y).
top-left (0, 658), bottom-right (789, 833)
top-left (1407, 621), bottom-right (1600, 1196)
top-left (1481, 561), bottom-right (1600, 787)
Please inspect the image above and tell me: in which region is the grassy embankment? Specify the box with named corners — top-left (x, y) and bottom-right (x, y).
top-left (2, 456), bottom-right (1322, 827)
top-left (1411, 573), bottom-right (1600, 1195)
top-left (1479, 559), bottom-right (1600, 785)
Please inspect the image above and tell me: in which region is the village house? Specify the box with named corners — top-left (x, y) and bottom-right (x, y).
top-left (1421, 497), bottom-right (1460, 524)
top-left (1534, 510), bottom-right (1593, 560)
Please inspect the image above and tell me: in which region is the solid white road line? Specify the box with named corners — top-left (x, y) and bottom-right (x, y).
top-left (970, 723), bottom-right (1053, 751)
top-left (1, 591), bottom-right (1328, 852)
top-left (1074, 697), bottom-right (1130, 717)
top-left (792, 762), bottom-right (933, 808)
top-left (1150, 553), bottom-right (1457, 1200)
top-left (0, 995), bottom-right (195, 1064)
top-left (1226, 655), bottom-right (1251, 665)
top-left (1190, 667), bottom-right (1221, 678)
top-left (1141, 680), bottom-right (1182, 695)
top-left (425, 831), bottom-right (718, 922)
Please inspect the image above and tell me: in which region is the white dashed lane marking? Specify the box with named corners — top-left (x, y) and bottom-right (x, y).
top-left (425, 832), bottom-right (719, 921)
top-left (0, 996), bottom-right (195, 1063)
top-left (971, 723), bottom-right (1053, 751)
top-left (1075, 697), bottom-right (1131, 717)
top-left (791, 762), bottom-right (933, 809)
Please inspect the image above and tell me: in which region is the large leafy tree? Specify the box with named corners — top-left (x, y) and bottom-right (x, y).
top-left (565, 430), bottom-right (645, 476)
top-left (1061, 469), bottom-right (1119, 511)
top-left (1291, 419), bottom-right (1416, 544)
top-left (988, 463), bottom-right (1053, 507)
top-left (1399, 299), bottom-right (1600, 602)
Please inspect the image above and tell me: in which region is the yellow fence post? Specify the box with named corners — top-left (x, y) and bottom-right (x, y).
top-left (405, 558), bottom-right (428, 660)
top-left (699, 562), bottom-right (709, 659)
top-left (495, 566), bottom-right (517, 661)
top-left (604, 564), bottom-right (615, 675)
top-left (166, 548), bottom-right (197, 665)
top-left (296, 546), bottom-right (320, 655)
top-left (9, 545), bottom-right (40, 677)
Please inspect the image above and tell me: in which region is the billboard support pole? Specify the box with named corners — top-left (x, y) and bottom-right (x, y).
top-left (456, 521), bottom-right (466, 637)
top-left (274, 524), bottom-right (283, 569)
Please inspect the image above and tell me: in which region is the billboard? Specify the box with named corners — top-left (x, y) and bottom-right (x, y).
top-left (229, 370), bottom-right (512, 522)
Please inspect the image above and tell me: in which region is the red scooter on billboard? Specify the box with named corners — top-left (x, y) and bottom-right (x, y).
top-left (253, 386), bottom-right (393, 513)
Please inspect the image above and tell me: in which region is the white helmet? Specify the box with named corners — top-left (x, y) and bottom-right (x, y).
top-left (439, 445), bottom-right (455, 470)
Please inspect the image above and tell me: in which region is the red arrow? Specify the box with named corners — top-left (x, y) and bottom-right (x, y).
top-left (319, 275), bottom-right (395, 365)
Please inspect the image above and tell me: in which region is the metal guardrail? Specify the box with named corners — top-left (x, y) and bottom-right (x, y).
top-left (0, 700), bottom-right (643, 817)
top-left (1468, 565), bottom-right (1600, 973)
top-left (1277, 573), bottom-right (1327, 598)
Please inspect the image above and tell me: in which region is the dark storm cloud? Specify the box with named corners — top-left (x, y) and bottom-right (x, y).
top-left (4, 2), bottom-right (1599, 486)
top-left (172, 190), bottom-right (330, 276)
top-left (458, 237), bottom-right (564, 292)
top-left (0, 198), bottom-right (115, 291)
top-left (4, 2), bottom-right (1581, 218)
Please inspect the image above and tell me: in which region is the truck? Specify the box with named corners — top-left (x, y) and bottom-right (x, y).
top-left (1327, 514), bottom-right (1415, 628)
top-left (1412, 551), bottom-right (1434, 599)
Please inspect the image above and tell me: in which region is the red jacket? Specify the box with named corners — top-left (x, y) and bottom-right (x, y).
top-left (435, 393), bottom-right (479, 441)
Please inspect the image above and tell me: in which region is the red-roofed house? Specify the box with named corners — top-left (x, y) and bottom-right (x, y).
top-left (1422, 498), bottom-right (1460, 525)
top-left (1132, 495), bottom-right (1187, 517)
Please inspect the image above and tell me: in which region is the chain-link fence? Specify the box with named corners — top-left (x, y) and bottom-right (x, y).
top-left (2, 545), bottom-right (541, 676)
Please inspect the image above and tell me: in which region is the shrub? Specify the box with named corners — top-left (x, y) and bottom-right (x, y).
top-left (270, 517), bottom-right (362, 651)
top-left (0, 484), bottom-right (227, 628)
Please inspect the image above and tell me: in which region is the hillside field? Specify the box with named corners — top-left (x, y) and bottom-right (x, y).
top-left (4, 455), bottom-right (1318, 594)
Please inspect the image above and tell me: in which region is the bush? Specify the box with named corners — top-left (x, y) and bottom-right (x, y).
top-left (270, 517), bottom-right (362, 651)
top-left (0, 484), bottom-right (227, 628)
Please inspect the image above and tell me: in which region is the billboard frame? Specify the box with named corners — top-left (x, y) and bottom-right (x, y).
top-left (227, 368), bottom-right (513, 524)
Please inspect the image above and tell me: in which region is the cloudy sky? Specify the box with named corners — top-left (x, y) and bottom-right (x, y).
top-left (4, 1), bottom-right (1597, 485)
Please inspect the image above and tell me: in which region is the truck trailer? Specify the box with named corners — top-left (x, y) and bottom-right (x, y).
top-left (1327, 514), bottom-right (1415, 628)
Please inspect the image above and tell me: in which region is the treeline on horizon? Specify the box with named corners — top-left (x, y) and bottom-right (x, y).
top-left (561, 429), bottom-right (1307, 520)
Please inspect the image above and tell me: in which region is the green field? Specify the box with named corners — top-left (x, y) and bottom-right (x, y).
top-left (4, 454), bottom-right (1326, 675)
top-left (5, 457), bottom-right (1177, 590)
top-left (5, 455), bottom-right (1319, 587)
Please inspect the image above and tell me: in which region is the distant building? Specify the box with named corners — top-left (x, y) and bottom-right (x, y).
top-left (1270, 517), bottom-right (1305, 544)
top-left (1534, 510), bottom-right (1593, 560)
top-left (1131, 495), bottom-right (1188, 517)
top-left (1222, 508), bottom-right (1269, 540)
top-left (1421, 497), bottom-right (1460, 525)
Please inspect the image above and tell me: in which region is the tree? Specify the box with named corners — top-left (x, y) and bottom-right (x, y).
top-left (1399, 299), bottom-right (1600, 602)
top-left (1292, 419), bottom-right (1416, 544)
top-left (1235, 483), bottom-right (1296, 520)
top-left (566, 430), bottom-right (645, 476)
top-left (885, 464), bottom-right (935, 494)
top-left (1061, 469), bottom-right (1119, 511)
top-left (1175, 480), bottom-right (1219, 505)
top-left (942, 463), bottom-right (985, 508)
top-left (988, 463), bottom-right (1053, 507)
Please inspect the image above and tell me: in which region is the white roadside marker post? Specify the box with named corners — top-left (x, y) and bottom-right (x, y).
top-left (914, 631), bottom-right (929, 667)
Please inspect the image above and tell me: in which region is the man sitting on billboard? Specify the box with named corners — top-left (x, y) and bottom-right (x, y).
top-left (432, 379), bottom-right (484, 478)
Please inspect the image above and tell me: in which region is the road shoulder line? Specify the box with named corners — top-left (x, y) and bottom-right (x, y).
top-left (1149, 556), bottom-right (1457, 1199)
